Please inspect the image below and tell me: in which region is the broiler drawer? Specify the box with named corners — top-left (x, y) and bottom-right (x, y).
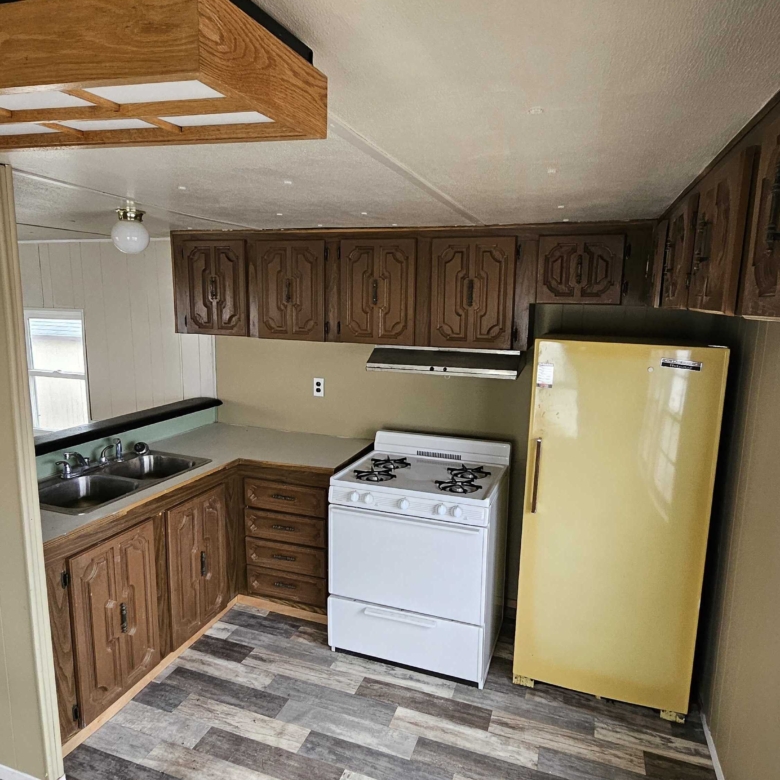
top-left (247, 565), bottom-right (326, 607)
top-left (245, 479), bottom-right (326, 518)
top-left (246, 538), bottom-right (325, 578)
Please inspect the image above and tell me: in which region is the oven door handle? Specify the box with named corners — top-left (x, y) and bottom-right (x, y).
top-left (364, 606), bottom-right (437, 628)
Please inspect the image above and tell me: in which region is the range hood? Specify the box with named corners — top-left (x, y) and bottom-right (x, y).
top-left (366, 347), bottom-right (526, 380)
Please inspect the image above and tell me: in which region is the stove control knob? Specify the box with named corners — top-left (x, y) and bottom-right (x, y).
top-left (451, 506), bottom-right (463, 518)
top-left (434, 503), bottom-right (447, 516)
top-left (363, 493), bottom-right (375, 505)
top-left (398, 498), bottom-right (410, 510)
top-left (349, 491), bottom-right (360, 502)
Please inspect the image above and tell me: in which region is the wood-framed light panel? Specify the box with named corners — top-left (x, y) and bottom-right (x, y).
top-left (0, 0), bottom-right (327, 151)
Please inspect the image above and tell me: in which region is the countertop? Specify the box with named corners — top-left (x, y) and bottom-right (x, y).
top-left (40, 423), bottom-right (372, 545)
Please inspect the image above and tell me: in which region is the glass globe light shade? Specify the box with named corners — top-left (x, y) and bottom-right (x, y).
top-left (111, 205), bottom-right (150, 254)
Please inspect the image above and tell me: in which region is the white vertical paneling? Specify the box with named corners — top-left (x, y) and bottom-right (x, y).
top-left (18, 243), bottom-right (43, 308)
top-left (18, 239), bottom-right (215, 421)
top-left (79, 242), bottom-right (113, 421)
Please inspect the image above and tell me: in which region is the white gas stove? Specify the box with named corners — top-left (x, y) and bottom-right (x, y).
top-left (328, 431), bottom-right (511, 688)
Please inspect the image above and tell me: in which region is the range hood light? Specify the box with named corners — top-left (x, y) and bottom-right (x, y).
top-left (366, 347), bottom-right (526, 380)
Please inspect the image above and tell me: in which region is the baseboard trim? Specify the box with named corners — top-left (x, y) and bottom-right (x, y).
top-left (701, 712), bottom-right (726, 780)
top-left (61, 597), bottom-right (238, 757)
top-left (0, 764), bottom-right (63, 780)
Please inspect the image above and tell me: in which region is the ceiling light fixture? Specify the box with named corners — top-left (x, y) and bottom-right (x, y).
top-left (283, 179), bottom-right (293, 185)
top-left (547, 167), bottom-right (558, 175)
top-left (563, 218), bottom-right (570, 222)
top-left (528, 107), bottom-right (544, 115)
top-left (557, 205), bottom-right (565, 209)
top-left (177, 185), bottom-right (187, 191)
top-left (276, 212), bottom-right (283, 216)
top-left (361, 211), bottom-right (368, 216)
top-left (111, 201), bottom-right (149, 254)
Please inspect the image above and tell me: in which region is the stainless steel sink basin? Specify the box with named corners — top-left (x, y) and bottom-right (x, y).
top-left (38, 449), bottom-right (211, 515)
top-left (103, 454), bottom-right (200, 481)
top-left (39, 474), bottom-right (140, 513)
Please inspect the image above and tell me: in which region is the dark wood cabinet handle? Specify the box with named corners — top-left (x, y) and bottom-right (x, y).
top-left (466, 278), bottom-right (475, 307)
top-left (208, 276), bottom-right (219, 301)
top-left (575, 255), bottom-right (583, 285)
top-left (271, 493), bottom-right (295, 502)
top-left (271, 524), bottom-right (297, 532)
top-left (693, 215), bottom-right (711, 266)
top-left (272, 554), bottom-right (297, 561)
top-left (273, 581), bottom-right (297, 590)
top-left (765, 159), bottom-right (780, 249)
top-left (119, 603), bottom-right (128, 634)
top-left (371, 278), bottom-right (379, 305)
top-left (284, 278), bottom-right (292, 304)
top-left (201, 551), bottom-right (207, 577)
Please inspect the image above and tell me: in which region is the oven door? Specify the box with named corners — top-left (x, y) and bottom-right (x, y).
top-left (329, 505), bottom-right (485, 625)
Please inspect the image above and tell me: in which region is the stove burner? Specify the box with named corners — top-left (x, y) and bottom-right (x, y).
top-left (435, 479), bottom-right (481, 494)
top-left (372, 456), bottom-right (411, 471)
top-left (354, 468), bottom-right (397, 483)
top-left (448, 465), bottom-right (491, 480)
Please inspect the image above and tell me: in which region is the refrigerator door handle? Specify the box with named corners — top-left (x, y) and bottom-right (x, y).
top-left (531, 437), bottom-right (542, 513)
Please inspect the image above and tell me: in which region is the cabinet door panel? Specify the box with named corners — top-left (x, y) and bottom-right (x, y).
top-left (69, 540), bottom-right (123, 726)
top-left (471, 239), bottom-right (516, 347)
top-left (689, 148), bottom-right (757, 314)
top-left (255, 243), bottom-right (289, 336)
top-left (167, 500), bottom-right (203, 647)
top-left (739, 116), bottom-right (780, 318)
top-left (340, 242), bottom-right (375, 341)
top-left (580, 236), bottom-right (624, 303)
top-left (116, 520), bottom-right (160, 688)
top-left (537, 239), bottom-right (578, 302)
top-left (430, 242), bottom-right (470, 344)
top-left (661, 195), bottom-right (699, 309)
top-left (214, 243), bottom-right (247, 332)
top-left (290, 242), bottom-right (325, 339)
top-left (201, 486), bottom-right (229, 623)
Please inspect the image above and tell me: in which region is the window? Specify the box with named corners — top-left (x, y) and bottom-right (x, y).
top-left (24, 309), bottom-right (90, 433)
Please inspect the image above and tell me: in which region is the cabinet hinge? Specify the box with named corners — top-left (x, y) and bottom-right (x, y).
top-left (72, 704), bottom-right (80, 723)
top-left (324, 247), bottom-right (329, 261)
top-left (625, 242), bottom-right (632, 259)
top-left (516, 244), bottom-right (522, 262)
top-left (511, 326), bottom-right (518, 345)
top-left (324, 321), bottom-right (330, 336)
top-left (184, 314), bottom-right (188, 328)
top-left (61, 571), bottom-right (70, 589)
top-left (337, 247), bottom-right (341, 260)
top-left (337, 321), bottom-right (341, 335)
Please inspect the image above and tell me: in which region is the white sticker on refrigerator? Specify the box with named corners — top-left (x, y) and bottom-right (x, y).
top-left (536, 362), bottom-right (554, 387)
top-left (661, 359), bottom-right (703, 372)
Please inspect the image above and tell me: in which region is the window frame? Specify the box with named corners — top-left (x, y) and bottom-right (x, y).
top-left (23, 307), bottom-right (92, 431)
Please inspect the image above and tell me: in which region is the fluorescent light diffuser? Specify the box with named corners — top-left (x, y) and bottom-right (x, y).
top-left (84, 80), bottom-right (224, 104)
top-left (0, 91), bottom-right (93, 110)
top-left (59, 118), bottom-right (156, 131)
top-left (161, 111), bottom-right (273, 127)
top-left (0, 123), bottom-right (58, 136)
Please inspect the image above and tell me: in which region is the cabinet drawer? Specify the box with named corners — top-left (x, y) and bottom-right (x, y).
top-left (247, 565), bottom-right (326, 607)
top-left (246, 539), bottom-right (325, 578)
top-left (245, 509), bottom-right (325, 548)
top-left (245, 479), bottom-right (326, 518)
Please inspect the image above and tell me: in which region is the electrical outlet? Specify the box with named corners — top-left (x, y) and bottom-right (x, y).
top-left (313, 377), bottom-right (325, 397)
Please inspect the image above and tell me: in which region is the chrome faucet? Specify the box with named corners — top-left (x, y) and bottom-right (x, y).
top-left (58, 451), bottom-right (89, 478)
top-left (99, 438), bottom-right (123, 464)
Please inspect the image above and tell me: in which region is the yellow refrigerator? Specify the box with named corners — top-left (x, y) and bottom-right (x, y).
top-left (513, 337), bottom-right (729, 718)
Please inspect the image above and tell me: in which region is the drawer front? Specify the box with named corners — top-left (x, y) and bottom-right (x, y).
top-left (247, 565), bottom-right (326, 607)
top-left (328, 596), bottom-right (483, 683)
top-left (246, 538), bottom-right (326, 578)
top-left (245, 509), bottom-right (325, 548)
top-left (245, 479), bottom-right (326, 518)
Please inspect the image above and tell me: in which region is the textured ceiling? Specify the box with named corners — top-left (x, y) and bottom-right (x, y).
top-left (3, 0), bottom-right (780, 237)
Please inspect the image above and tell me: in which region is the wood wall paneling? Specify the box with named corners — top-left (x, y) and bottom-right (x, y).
top-left (19, 240), bottom-right (216, 422)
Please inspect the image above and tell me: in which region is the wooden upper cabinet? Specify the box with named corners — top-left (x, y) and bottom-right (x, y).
top-left (430, 237), bottom-right (517, 349)
top-left (739, 114), bottom-right (780, 318)
top-left (69, 520), bottom-right (159, 726)
top-left (249, 240), bottom-right (325, 340)
top-left (660, 194), bottom-right (699, 309)
top-left (688, 148), bottom-right (758, 315)
top-left (167, 485), bottom-right (228, 647)
top-left (174, 238), bottom-right (248, 336)
top-left (339, 239), bottom-right (416, 345)
top-left (537, 235), bottom-right (625, 304)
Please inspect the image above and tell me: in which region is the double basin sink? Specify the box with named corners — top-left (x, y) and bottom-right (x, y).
top-left (39, 451), bottom-right (211, 515)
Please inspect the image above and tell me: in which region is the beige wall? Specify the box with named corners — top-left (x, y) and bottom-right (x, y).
top-left (699, 318), bottom-right (780, 780)
top-left (216, 303), bottom-right (725, 598)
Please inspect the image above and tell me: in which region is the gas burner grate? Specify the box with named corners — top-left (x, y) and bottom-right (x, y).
top-left (448, 465), bottom-right (491, 481)
top-left (354, 469), bottom-right (397, 483)
top-left (372, 456), bottom-right (411, 470)
top-left (435, 479), bottom-right (481, 494)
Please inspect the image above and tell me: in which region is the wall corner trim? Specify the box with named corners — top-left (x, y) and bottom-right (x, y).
top-left (701, 713), bottom-right (727, 780)
top-left (0, 765), bottom-right (63, 780)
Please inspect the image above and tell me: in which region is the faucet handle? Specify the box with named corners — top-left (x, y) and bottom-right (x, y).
top-left (55, 460), bottom-right (73, 479)
top-left (113, 437), bottom-right (123, 459)
top-left (98, 443), bottom-right (115, 464)
top-left (63, 451), bottom-right (89, 468)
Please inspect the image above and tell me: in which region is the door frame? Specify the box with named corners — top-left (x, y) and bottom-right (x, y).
top-left (0, 164), bottom-right (64, 780)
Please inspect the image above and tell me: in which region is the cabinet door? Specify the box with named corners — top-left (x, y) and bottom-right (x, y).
top-left (660, 194), bottom-right (699, 309)
top-left (537, 235), bottom-right (624, 304)
top-left (116, 521), bottom-right (160, 689)
top-left (167, 498), bottom-right (203, 647)
top-left (174, 239), bottom-right (247, 335)
top-left (200, 486), bottom-right (229, 623)
top-left (689, 148), bottom-right (758, 315)
top-left (430, 237), bottom-right (516, 349)
top-left (739, 115), bottom-right (780, 318)
top-left (251, 240), bottom-right (325, 340)
top-left (339, 239), bottom-right (416, 345)
top-left (69, 537), bottom-right (125, 725)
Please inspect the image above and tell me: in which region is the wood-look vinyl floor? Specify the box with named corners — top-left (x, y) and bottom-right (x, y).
top-left (65, 605), bottom-right (716, 780)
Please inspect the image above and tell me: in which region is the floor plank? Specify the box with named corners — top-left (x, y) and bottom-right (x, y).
top-left (110, 701), bottom-right (211, 749)
top-left (142, 740), bottom-right (276, 780)
top-left (64, 744), bottom-right (176, 780)
top-left (330, 654), bottom-right (457, 698)
top-left (85, 721), bottom-right (160, 763)
top-left (643, 751), bottom-right (718, 779)
top-left (593, 721), bottom-right (714, 767)
top-left (537, 746), bottom-right (647, 780)
top-left (189, 634), bottom-right (255, 663)
top-left (244, 647), bottom-right (365, 693)
top-left (175, 648), bottom-right (275, 691)
top-left (132, 682), bottom-right (190, 713)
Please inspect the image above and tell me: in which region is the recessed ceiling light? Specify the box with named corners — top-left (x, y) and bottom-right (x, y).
top-left (392, 223), bottom-right (398, 227)
top-left (361, 211), bottom-right (368, 216)
top-left (557, 205), bottom-right (565, 209)
top-left (547, 167), bottom-right (558, 175)
top-left (562, 218), bottom-right (570, 222)
top-left (177, 185), bottom-right (187, 191)
top-left (528, 107), bottom-right (544, 115)
top-left (317, 223), bottom-right (323, 227)
top-left (276, 212), bottom-right (283, 216)
top-left (283, 179), bottom-right (293, 185)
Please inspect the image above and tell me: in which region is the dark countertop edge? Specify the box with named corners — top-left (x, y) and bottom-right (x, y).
top-left (34, 398), bottom-right (222, 457)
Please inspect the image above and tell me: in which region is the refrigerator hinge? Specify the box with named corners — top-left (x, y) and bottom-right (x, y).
top-left (660, 709), bottom-right (686, 724)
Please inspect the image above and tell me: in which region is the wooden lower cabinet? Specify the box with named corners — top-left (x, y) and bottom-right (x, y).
top-left (68, 519), bottom-right (160, 726)
top-left (167, 485), bottom-right (229, 647)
